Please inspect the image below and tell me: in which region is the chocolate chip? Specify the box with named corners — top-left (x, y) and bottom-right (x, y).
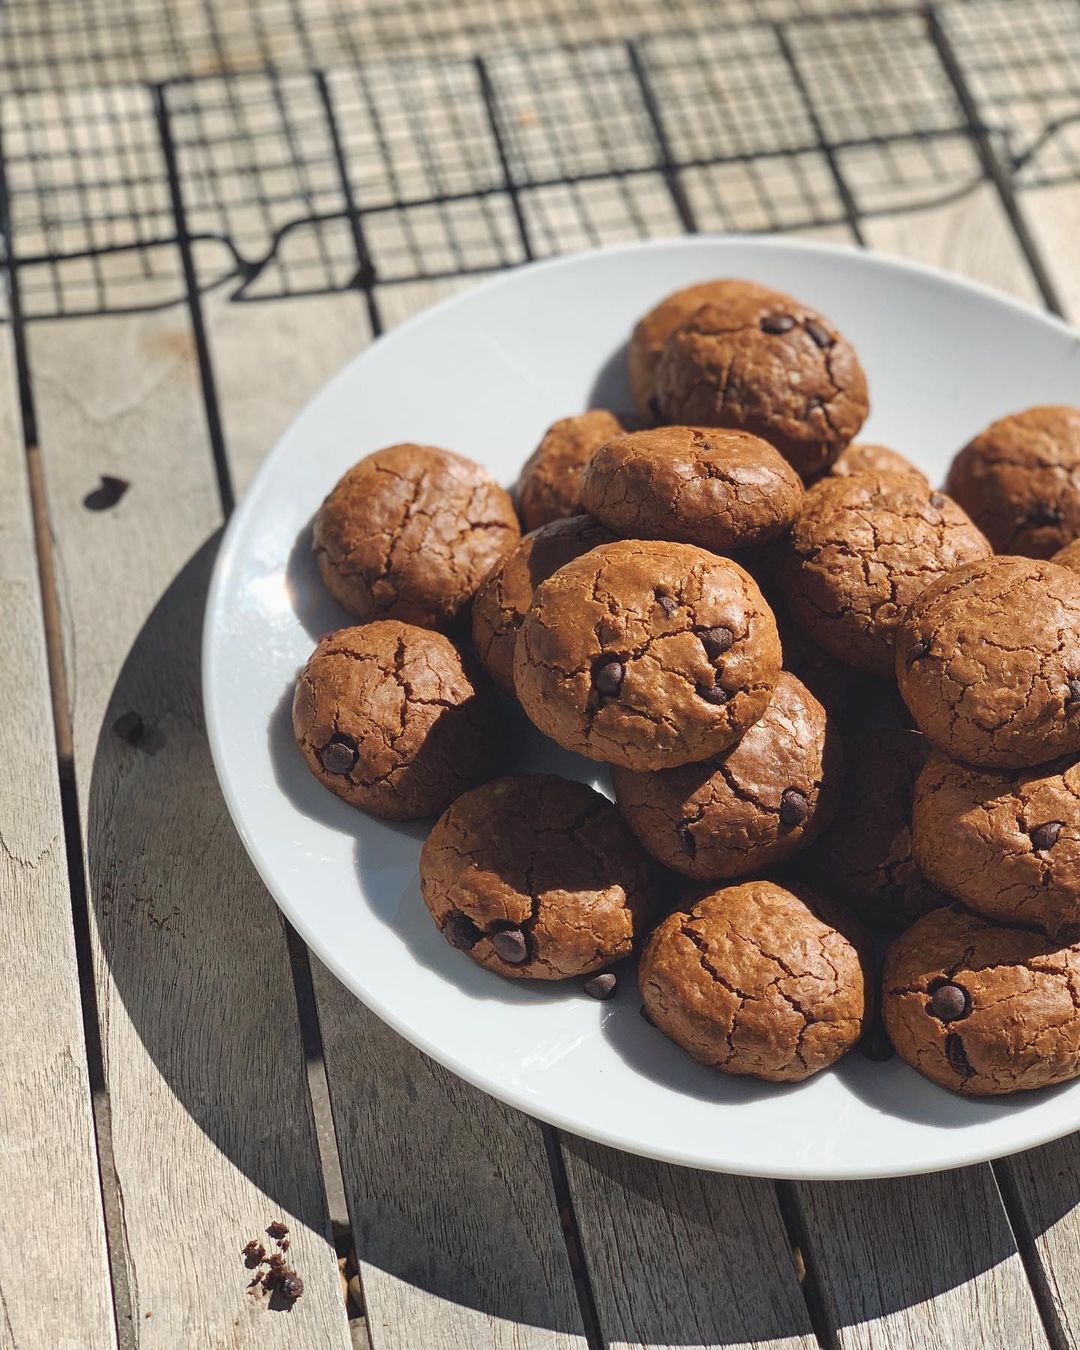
top-left (679, 824), bottom-right (697, 857)
top-left (761, 313), bottom-right (795, 334)
top-left (945, 1032), bottom-right (973, 1078)
top-left (442, 912), bottom-right (481, 951)
top-left (639, 1003), bottom-right (655, 1026)
top-left (1030, 821), bottom-right (1063, 853)
top-left (696, 680), bottom-right (730, 705)
top-left (83, 474), bottom-right (130, 511)
top-left (906, 637), bottom-right (931, 665)
top-left (804, 319), bottom-right (834, 349)
top-left (699, 625), bottom-right (734, 659)
top-left (1030, 500), bottom-right (1063, 526)
top-left (593, 657), bottom-right (624, 698)
top-left (280, 1274), bottom-right (304, 1301)
top-left (929, 982), bottom-right (969, 1022)
top-left (320, 734), bottom-right (358, 775)
top-left (859, 1025), bottom-right (895, 1061)
top-left (930, 492), bottom-right (946, 508)
top-left (491, 927), bottom-right (529, 964)
top-left (1067, 678), bottom-right (1080, 705)
top-left (112, 709), bottom-right (145, 745)
top-left (583, 972), bottom-right (617, 1000)
top-left (656, 591), bottom-right (679, 618)
top-left (779, 788), bottom-right (809, 827)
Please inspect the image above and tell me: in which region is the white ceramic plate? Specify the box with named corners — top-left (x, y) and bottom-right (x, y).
top-left (205, 237), bottom-right (1080, 1179)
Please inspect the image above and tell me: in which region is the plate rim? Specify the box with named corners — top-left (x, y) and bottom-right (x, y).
top-left (203, 233), bottom-right (1080, 1179)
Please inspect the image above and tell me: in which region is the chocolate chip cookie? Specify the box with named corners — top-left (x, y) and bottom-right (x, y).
top-left (896, 556), bottom-right (1080, 768)
top-left (515, 410), bottom-right (624, 532)
top-left (1054, 537), bottom-right (1080, 574)
top-left (628, 280), bottom-right (753, 416)
top-left (777, 472), bottom-right (991, 676)
top-left (420, 774), bottom-right (655, 979)
top-left (514, 539), bottom-right (781, 770)
top-left (640, 880), bottom-right (868, 1082)
top-left (913, 749), bottom-right (1080, 940)
top-left (946, 405), bottom-right (1080, 557)
top-left (313, 443), bottom-right (520, 628)
top-left (801, 729), bottom-right (944, 927)
top-left (883, 903), bottom-right (1080, 1096)
top-left (579, 425), bottom-right (803, 553)
top-left (653, 284), bottom-right (869, 479)
top-left (613, 672), bottom-right (841, 879)
top-left (293, 621), bottom-right (501, 820)
top-left (828, 442), bottom-right (928, 484)
top-left (472, 514), bottom-right (615, 695)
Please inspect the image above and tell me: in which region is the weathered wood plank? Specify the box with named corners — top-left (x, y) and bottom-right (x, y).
top-left (17, 234), bottom-right (351, 1347)
top-left (0, 323), bottom-right (117, 1347)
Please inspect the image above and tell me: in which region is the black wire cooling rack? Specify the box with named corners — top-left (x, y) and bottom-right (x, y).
top-left (0, 0), bottom-right (1078, 321)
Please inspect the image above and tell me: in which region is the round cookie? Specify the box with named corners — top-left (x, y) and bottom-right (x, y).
top-left (777, 472), bottom-right (991, 676)
top-left (828, 442), bottom-right (928, 484)
top-left (946, 405), bottom-right (1080, 557)
top-left (472, 514), bottom-right (615, 695)
top-left (801, 729), bottom-right (944, 927)
top-left (514, 539), bottom-right (781, 771)
top-left (515, 410), bottom-right (623, 532)
top-left (1054, 537), bottom-right (1080, 574)
top-left (883, 904), bottom-right (1080, 1096)
top-left (579, 425), bottom-right (803, 553)
top-left (420, 775), bottom-right (655, 979)
top-left (313, 443), bottom-right (520, 628)
top-left (653, 285), bottom-right (869, 479)
top-left (628, 279), bottom-right (756, 416)
top-left (293, 621), bottom-right (501, 820)
top-left (913, 749), bottom-right (1080, 940)
top-left (640, 880), bottom-right (868, 1082)
top-left (613, 672), bottom-right (841, 879)
top-left (896, 556), bottom-right (1080, 768)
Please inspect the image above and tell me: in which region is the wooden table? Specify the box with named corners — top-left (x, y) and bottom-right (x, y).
top-left (3, 1), bottom-right (1080, 1346)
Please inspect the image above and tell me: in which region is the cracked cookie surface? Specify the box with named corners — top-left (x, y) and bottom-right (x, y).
top-left (515, 410), bottom-right (623, 532)
top-left (613, 672), bottom-right (841, 879)
top-left (579, 425), bottom-right (803, 553)
top-left (896, 556), bottom-right (1080, 768)
top-left (827, 442), bottom-right (928, 484)
top-left (883, 903), bottom-right (1080, 1096)
top-left (313, 443), bottom-right (520, 628)
top-left (628, 279), bottom-right (749, 416)
top-left (419, 774), bottom-right (655, 980)
top-left (292, 621), bottom-right (502, 820)
top-left (653, 285), bottom-right (869, 479)
top-left (946, 405), bottom-right (1080, 557)
top-left (777, 471), bottom-right (991, 676)
top-left (1054, 537), bottom-right (1080, 574)
top-left (472, 514), bottom-right (615, 695)
top-left (514, 539), bottom-right (781, 770)
top-left (913, 749), bottom-right (1080, 940)
top-left (801, 728), bottom-right (945, 927)
top-left (639, 880), bottom-right (868, 1082)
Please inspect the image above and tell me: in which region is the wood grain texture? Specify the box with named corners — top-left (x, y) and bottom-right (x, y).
top-left (20, 248), bottom-right (351, 1344)
top-left (562, 1136), bottom-right (816, 1350)
top-left (0, 324), bottom-right (117, 1348)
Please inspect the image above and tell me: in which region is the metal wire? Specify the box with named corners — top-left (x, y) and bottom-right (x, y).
top-left (0, 0), bottom-right (1077, 319)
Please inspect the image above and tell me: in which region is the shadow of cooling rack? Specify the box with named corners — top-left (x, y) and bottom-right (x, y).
top-left (0, 0), bottom-right (1079, 320)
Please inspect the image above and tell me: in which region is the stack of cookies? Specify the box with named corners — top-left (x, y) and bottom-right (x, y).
top-left (292, 275), bottom-right (1080, 1100)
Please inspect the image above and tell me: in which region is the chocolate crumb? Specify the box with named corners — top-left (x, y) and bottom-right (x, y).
top-left (83, 474), bottom-right (130, 511)
top-left (583, 972), bottom-right (617, 1000)
top-left (242, 1240), bottom-right (265, 1268)
top-left (266, 1221), bottom-right (289, 1241)
top-left (280, 1275), bottom-right (304, 1302)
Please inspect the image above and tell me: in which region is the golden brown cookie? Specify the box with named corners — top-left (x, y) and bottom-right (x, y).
top-left (776, 472), bottom-right (991, 676)
top-left (653, 284), bottom-right (869, 479)
top-left (292, 622), bottom-right (501, 820)
top-left (801, 729), bottom-right (944, 927)
top-left (882, 904), bottom-right (1080, 1096)
top-left (419, 775), bottom-right (655, 980)
top-left (628, 280), bottom-right (752, 416)
top-left (515, 411), bottom-right (623, 531)
top-left (640, 880), bottom-right (868, 1082)
top-left (514, 539), bottom-right (781, 770)
top-left (946, 405), bottom-right (1080, 557)
top-left (913, 750), bottom-right (1080, 940)
top-left (896, 556), bottom-right (1080, 768)
top-left (579, 425), bottom-right (803, 553)
top-left (313, 443), bottom-right (520, 628)
top-left (827, 442), bottom-right (928, 484)
top-left (1053, 537), bottom-right (1080, 574)
top-left (612, 673), bottom-right (841, 879)
top-left (471, 515), bottom-right (615, 695)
